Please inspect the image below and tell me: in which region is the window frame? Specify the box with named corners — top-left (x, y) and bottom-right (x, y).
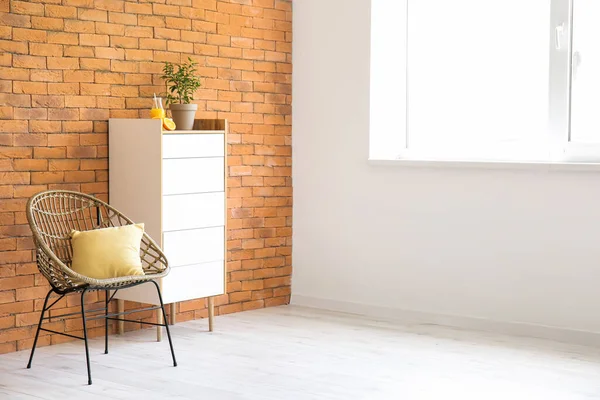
top-left (370, 0), bottom-right (600, 164)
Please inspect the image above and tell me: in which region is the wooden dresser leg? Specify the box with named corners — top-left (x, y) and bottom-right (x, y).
top-left (208, 297), bottom-right (214, 332)
top-left (157, 310), bottom-right (163, 342)
top-left (117, 300), bottom-right (124, 335)
top-left (170, 303), bottom-right (177, 325)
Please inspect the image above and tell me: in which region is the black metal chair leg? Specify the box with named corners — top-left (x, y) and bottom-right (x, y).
top-left (104, 290), bottom-right (109, 354)
top-left (27, 289), bottom-right (53, 369)
top-left (151, 280), bottom-right (177, 367)
top-left (80, 289), bottom-right (92, 385)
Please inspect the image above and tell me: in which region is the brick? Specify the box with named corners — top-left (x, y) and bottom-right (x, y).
top-left (0, 275), bottom-right (33, 290)
top-left (0, 121), bottom-right (27, 133)
top-left (181, 30), bottom-right (206, 43)
top-left (218, 303), bottom-right (242, 315)
top-left (229, 290), bottom-right (252, 303)
top-left (47, 134), bottom-right (79, 146)
top-left (47, 57), bottom-right (79, 70)
top-left (45, 4), bottom-right (77, 18)
top-left (0, 94), bottom-right (27, 108)
top-left (264, 50), bottom-right (285, 62)
top-left (80, 58), bottom-right (111, 70)
top-left (111, 60), bottom-right (137, 73)
top-left (264, 296), bottom-right (288, 307)
top-left (30, 171), bottom-right (63, 184)
top-left (95, 72), bottom-right (124, 84)
top-left (124, 3), bottom-right (153, 15)
top-left (78, 8), bottom-right (107, 22)
top-left (30, 16), bottom-right (63, 31)
top-left (64, 171), bottom-right (95, 183)
top-left (124, 26), bottom-right (152, 38)
top-left (80, 33), bottom-right (109, 47)
top-left (0, 248), bottom-right (32, 265)
top-left (192, 20), bottom-right (216, 33)
top-left (49, 159), bottom-right (79, 171)
top-left (67, 146), bottom-right (96, 158)
top-left (168, 40), bottom-right (194, 53)
top-left (64, 19), bottom-right (95, 33)
top-left (0, 300), bottom-right (33, 317)
top-left (62, 121), bottom-right (93, 132)
top-left (80, 108), bottom-right (109, 120)
top-left (166, 16), bottom-right (191, 30)
top-left (95, 47), bottom-right (125, 60)
top-left (109, 11), bottom-right (137, 25)
top-left (194, 43), bottom-right (218, 56)
top-left (63, 95), bottom-right (95, 108)
top-left (33, 147), bottom-right (65, 159)
top-left (0, 106), bottom-right (12, 119)
top-left (94, 0), bottom-right (124, 12)
top-left (0, 172), bottom-right (29, 185)
top-left (12, 28), bottom-right (45, 42)
top-left (30, 43), bottom-right (62, 56)
top-left (79, 134), bottom-right (107, 146)
top-left (0, 11), bottom-right (31, 28)
top-left (0, 315), bottom-right (14, 330)
top-left (125, 49), bottom-right (153, 61)
top-left (155, 28), bottom-right (180, 40)
top-left (232, 36), bottom-right (254, 48)
top-left (138, 15), bottom-right (165, 28)
top-left (110, 36), bottom-right (138, 49)
top-left (139, 38), bottom-right (167, 50)
top-left (241, 300), bottom-right (264, 311)
top-left (0, 41), bottom-right (28, 57)
top-left (13, 107), bottom-right (47, 120)
top-left (13, 56), bottom-right (46, 71)
top-left (153, 3), bottom-right (180, 16)
top-left (48, 108), bottom-right (79, 120)
top-left (96, 22), bottom-right (125, 36)
top-left (64, 46), bottom-right (94, 57)
top-left (29, 70), bottom-right (60, 83)
top-left (32, 95), bottom-right (63, 108)
top-left (15, 312), bottom-right (41, 327)
top-left (13, 82), bottom-right (47, 95)
top-left (64, 70), bottom-right (94, 83)
top-left (80, 159), bottom-right (107, 170)
top-left (47, 31), bottom-right (78, 45)
top-left (110, 86), bottom-right (138, 98)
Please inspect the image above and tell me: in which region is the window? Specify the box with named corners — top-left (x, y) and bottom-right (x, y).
top-left (370, 0), bottom-right (600, 163)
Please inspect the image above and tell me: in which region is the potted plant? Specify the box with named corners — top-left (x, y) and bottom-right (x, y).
top-left (161, 57), bottom-right (202, 130)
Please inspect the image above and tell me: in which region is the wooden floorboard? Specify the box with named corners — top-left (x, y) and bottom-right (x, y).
top-left (1, 305), bottom-right (600, 399)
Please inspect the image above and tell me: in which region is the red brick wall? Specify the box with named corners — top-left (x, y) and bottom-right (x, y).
top-left (0, 0), bottom-right (292, 354)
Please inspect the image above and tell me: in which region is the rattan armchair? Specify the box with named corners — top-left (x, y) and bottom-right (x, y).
top-left (26, 190), bottom-right (177, 385)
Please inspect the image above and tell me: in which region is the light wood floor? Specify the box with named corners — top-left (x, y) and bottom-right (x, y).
top-left (2, 305), bottom-right (600, 399)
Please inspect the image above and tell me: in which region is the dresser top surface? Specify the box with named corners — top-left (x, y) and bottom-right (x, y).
top-left (109, 118), bottom-right (227, 134)
top-left (164, 130), bottom-right (226, 135)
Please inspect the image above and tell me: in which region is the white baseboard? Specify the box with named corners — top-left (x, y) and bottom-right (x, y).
top-left (291, 294), bottom-right (600, 347)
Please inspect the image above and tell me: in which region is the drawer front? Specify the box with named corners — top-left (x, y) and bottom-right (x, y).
top-left (163, 226), bottom-right (224, 267)
top-left (162, 261), bottom-right (225, 304)
top-left (163, 134), bottom-right (224, 159)
top-left (163, 192), bottom-right (225, 232)
top-left (163, 158), bottom-right (224, 195)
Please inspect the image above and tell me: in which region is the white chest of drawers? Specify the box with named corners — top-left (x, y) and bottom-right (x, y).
top-left (108, 118), bottom-right (227, 334)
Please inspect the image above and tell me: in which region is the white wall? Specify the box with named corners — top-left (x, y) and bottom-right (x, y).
top-left (292, 0), bottom-right (600, 341)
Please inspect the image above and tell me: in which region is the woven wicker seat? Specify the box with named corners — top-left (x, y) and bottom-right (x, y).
top-left (25, 190), bottom-right (177, 385)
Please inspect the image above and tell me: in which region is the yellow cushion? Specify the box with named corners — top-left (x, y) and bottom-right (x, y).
top-left (70, 223), bottom-right (145, 280)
